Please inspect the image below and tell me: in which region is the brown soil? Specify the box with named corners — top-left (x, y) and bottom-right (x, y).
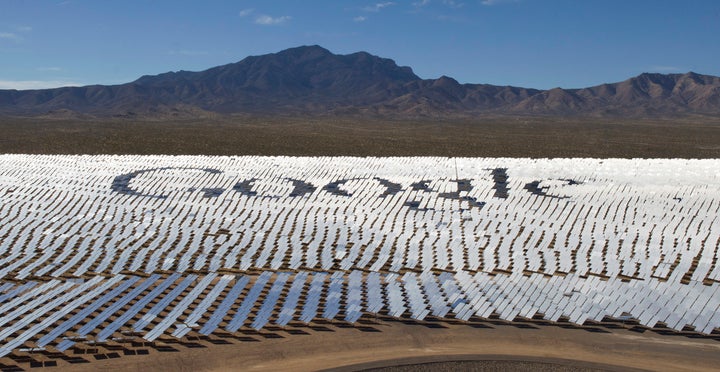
top-left (335, 357), bottom-right (632, 372)
top-left (1, 115), bottom-right (719, 158)
top-left (28, 317), bottom-right (720, 372)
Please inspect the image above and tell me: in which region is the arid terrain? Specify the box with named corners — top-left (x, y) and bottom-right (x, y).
top-left (1, 115), bottom-right (720, 158)
top-left (32, 314), bottom-right (720, 372)
top-left (3, 46), bottom-right (720, 119)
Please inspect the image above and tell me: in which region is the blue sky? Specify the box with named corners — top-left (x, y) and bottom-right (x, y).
top-left (1, 0), bottom-right (719, 90)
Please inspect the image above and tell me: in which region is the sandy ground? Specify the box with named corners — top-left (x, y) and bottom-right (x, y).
top-left (1, 116), bottom-right (719, 158)
top-left (48, 318), bottom-right (720, 372)
top-left (332, 357), bottom-right (639, 372)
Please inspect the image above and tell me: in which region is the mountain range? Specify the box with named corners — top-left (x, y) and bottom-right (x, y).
top-left (1, 45), bottom-right (719, 118)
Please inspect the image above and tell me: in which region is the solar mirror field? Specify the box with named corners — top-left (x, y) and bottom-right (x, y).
top-left (1, 155), bottom-right (720, 370)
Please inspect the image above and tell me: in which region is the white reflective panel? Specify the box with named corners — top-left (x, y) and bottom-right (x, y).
top-left (0, 156), bottom-right (719, 355)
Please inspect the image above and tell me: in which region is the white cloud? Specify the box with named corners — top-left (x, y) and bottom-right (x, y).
top-left (363, 2), bottom-right (395, 12)
top-left (36, 67), bottom-right (63, 72)
top-left (255, 15), bottom-right (291, 25)
top-left (17, 26), bottom-right (32, 32)
top-left (353, 16), bottom-right (367, 22)
top-left (443, 0), bottom-right (464, 8)
top-left (0, 80), bottom-right (82, 90)
top-left (239, 8), bottom-right (254, 17)
top-left (413, 0), bottom-right (430, 6)
top-left (482, 0), bottom-right (518, 5)
top-left (0, 32), bottom-right (20, 41)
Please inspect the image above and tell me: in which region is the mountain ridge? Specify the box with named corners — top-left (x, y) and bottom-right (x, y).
top-left (1, 45), bottom-right (719, 118)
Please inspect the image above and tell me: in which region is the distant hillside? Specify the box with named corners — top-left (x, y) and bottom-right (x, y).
top-left (1, 45), bottom-right (719, 118)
